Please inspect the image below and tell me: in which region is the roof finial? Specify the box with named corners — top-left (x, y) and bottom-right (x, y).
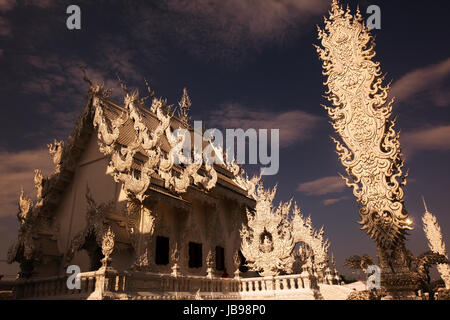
top-left (177, 87), bottom-right (191, 126)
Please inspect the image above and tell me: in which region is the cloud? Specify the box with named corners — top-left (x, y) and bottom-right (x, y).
top-left (0, 0), bottom-right (52, 11)
top-left (402, 125), bottom-right (450, 157)
top-left (0, 148), bottom-right (54, 218)
top-left (391, 57), bottom-right (450, 106)
top-left (429, 86), bottom-right (450, 107)
top-left (0, 0), bottom-right (16, 12)
top-left (21, 49), bottom-right (143, 139)
top-left (323, 196), bottom-right (348, 206)
top-left (24, 0), bottom-right (53, 8)
top-left (207, 103), bottom-right (320, 148)
top-left (166, 0), bottom-right (328, 41)
top-left (0, 16), bottom-right (12, 37)
top-left (129, 0), bottom-right (328, 66)
top-left (297, 175), bottom-right (346, 196)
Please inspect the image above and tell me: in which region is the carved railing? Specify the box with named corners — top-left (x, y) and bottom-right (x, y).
top-left (14, 271), bottom-right (98, 299)
top-left (12, 270), bottom-right (329, 299)
top-left (124, 271), bottom-right (240, 299)
top-left (12, 270), bottom-right (241, 300)
top-left (239, 273), bottom-right (315, 294)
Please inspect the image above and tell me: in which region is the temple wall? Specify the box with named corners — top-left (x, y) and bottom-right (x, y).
top-left (140, 192), bottom-right (246, 277)
top-left (54, 134), bottom-right (119, 272)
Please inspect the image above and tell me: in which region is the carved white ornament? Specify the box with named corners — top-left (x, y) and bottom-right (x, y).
top-left (101, 226), bottom-right (115, 259)
top-left (48, 140), bottom-right (64, 173)
top-left (422, 199), bottom-right (450, 289)
top-left (240, 184), bottom-right (295, 276)
top-left (292, 203), bottom-right (330, 271)
top-left (240, 182), bottom-right (331, 277)
top-left (91, 82), bottom-right (222, 201)
top-left (7, 189), bottom-right (37, 263)
top-left (66, 187), bottom-right (115, 265)
top-left (315, 0), bottom-right (412, 249)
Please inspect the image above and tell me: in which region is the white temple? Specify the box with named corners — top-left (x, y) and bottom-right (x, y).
top-left (5, 79), bottom-right (348, 300)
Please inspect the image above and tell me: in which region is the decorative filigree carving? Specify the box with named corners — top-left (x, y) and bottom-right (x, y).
top-left (206, 250), bottom-right (214, 268)
top-left (233, 250), bottom-right (240, 270)
top-left (126, 200), bottom-right (157, 270)
top-left (422, 199), bottom-right (450, 289)
top-left (17, 189), bottom-right (33, 225)
top-left (293, 244), bottom-right (314, 274)
top-left (240, 184), bottom-right (294, 276)
top-left (207, 142), bottom-right (261, 199)
top-left (292, 203), bottom-right (330, 272)
top-left (101, 227), bottom-right (115, 261)
top-left (331, 253), bottom-right (341, 283)
top-left (48, 140), bottom-right (64, 173)
top-left (33, 169), bottom-right (48, 200)
top-left (65, 187), bottom-right (114, 265)
top-left (7, 189), bottom-right (38, 265)
top-left (171, 243), bottom-right (180, 264)
top-left (125, 200), bottom-right (141, 249)
top-left (315, 0), bottom-right (412, 249)
top-left (240, 182), bottom-right (332, 277)
top-left (206, 249), bottom-right (214, 278)
top-left (177, 88), bottom-right (191, 126)
top-left (233, 173), bottom-right (261, 200)
top-left (171, 242), bottom-right (181, 276)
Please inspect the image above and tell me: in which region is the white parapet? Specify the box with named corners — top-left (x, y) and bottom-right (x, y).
top-left (12, 270), bottom-right (351, 300)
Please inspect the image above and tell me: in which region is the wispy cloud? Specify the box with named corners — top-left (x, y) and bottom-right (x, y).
top-left (0, 0), bottom-right (54, 38)
top-left (0, 148), bottom-right (54, 218)
top-left (0, 16), bottom-right (12, 37)
top-left (0, 0), bottom-right (16, 12)
top-left (207, 103), bottom-right (320, 148)
top-left (0, 0), bottom-right (52, 11)
top-left (24, 0), bottom-right (53, 8)
top-left (323, 196), bottom-right (348, 206)
top-left (21, 47), bottom-right (143, 139)
top-left (129, 0), bottom-right (328, 65)
top-left (391, 57), bottom-right (450, 107)
top-left (297, 175), bottom-right (346, 196)
top-left (402, 125), bottom-right (450, 157)
top-left (166, 0), bottom-right (328, 41)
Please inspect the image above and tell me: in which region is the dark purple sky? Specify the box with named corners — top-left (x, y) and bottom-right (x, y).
top-left (0, 0), bottom-right (449, 279)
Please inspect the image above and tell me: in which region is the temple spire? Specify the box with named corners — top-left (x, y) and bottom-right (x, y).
top-left (422, 196), bottom-right (429, 213)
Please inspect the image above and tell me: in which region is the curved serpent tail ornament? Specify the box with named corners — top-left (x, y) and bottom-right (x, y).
top-left (315, 0), bottom-right (412, 249)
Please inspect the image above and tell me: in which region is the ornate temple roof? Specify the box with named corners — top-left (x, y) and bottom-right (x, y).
top-left (96, 94), bottom-right (256, 201)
